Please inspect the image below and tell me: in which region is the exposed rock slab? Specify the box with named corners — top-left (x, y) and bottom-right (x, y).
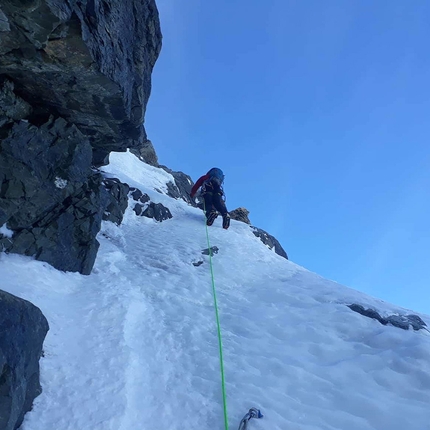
top-left (129, 186), bottom-right (172, 222)
top-left (159, 165), bottom-right (195, 205)
top-left (102, 177), bottom-right (130, 225)
top-left (0, 80), bottom-right (32, 127)
top-left (0, 117), bottom-right (106, 274)
top-left (0, 290), bottom-right (49, 430)
top-left (0, 0), bottom-right (162, 273)
top-left (202, 246), bottom-right (219, 256)
top-left (348, 304), bottom-right (428, 331)
top-left (251, 226), bottom-right (288, 259)
top-left (229, 207), bottom-right (251, 224)
top-left (133, 201), bottom-right (172, 222)
top-left (0, 0), bottom-right (162, 157)
top-left (129, 187), bottom-right (151, 204)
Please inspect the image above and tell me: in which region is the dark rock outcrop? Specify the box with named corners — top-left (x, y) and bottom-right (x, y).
top-left (192, 260), bottom-right (203, 267)
top-left (0, 290), bottom-right (49, 430)
top-left (102, 177), bottom-right (130, 225)
top-left (0, 117), bottom-right (107, 275)
top-left (202, 246), bottom-right (219, 256)
top-left (348, 304), bottom-right (428, 331)
top-left (160, 166), bottom-right (195, 205)
top-left (0, 80), bottom-right (32, 127)
top-left (129, 186), bottom-right (172, 222)
top-left (129, 187), bottom-right (151, 204)
top-left (0, 0), bottom-right (162, 157)
top-left (133, 201), bottom-right (172, 222)
top-left (229, 207), bottom-right (251, 224)
top-left (133, 203), bottom-right (146, 216)
top-left (0, 0), bottom-right (162, 274)
top-left (251, 226), bottom-right (288, 259)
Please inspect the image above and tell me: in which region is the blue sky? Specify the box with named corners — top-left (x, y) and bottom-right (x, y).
top-left (145, 0), bottom-right (430, 314)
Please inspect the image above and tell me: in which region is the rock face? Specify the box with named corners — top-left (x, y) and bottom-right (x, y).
top-left (0, 0), bottom-right (162, 157)
top-left (229, 207), bottom-right (251, 224)
top-left (159, 166), bottom-right (195, 205)
top-left (130, 187), bottom-right (172, 222)
top-left (0, 80), bottom-right (32, 126)
top-left (102, 177), bottom-right (130, 225)
top-left (0, 0), bottom-right (162, 274)
top-left (348, 304), bottom-right (428, 331)
top-left (135, 201), bottom-right (172, 221)
top-left (251, 226), bottom-right (288, 260)
top-left (202, 246), bottom-right (219, 256)
top-left (0, 116), bottom-right (107, 275)
top-left (0, 290), bottom-right (49, 430)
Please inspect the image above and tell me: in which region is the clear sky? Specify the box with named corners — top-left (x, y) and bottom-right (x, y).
top-left (145, 0), bottom-right (430, 314)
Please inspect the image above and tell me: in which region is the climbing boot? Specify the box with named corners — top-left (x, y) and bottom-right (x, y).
top-left (206, 211), bottom-right (218, 226)
top-left (222, 213), bottom-right (230, 230)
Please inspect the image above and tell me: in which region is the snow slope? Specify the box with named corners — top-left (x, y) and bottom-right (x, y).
top-left (2, 151), bottom-right (430, 430)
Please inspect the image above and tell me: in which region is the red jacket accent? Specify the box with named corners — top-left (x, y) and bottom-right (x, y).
top-left (190, 174), bottom-right (209, 197)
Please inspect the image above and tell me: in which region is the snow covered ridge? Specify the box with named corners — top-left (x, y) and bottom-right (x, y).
top-left (105, 151), bottom-right (289, 259)
top-left (1, 150), bottom-right (430, 429)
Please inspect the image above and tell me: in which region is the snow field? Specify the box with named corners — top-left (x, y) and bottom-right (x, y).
top-left (1, 151), bottom-right (429, 430)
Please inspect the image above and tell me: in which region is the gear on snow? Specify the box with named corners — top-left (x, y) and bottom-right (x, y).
top-left (238, 408), bottom-right (263, 430)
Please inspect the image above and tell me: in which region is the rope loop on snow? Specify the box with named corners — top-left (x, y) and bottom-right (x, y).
top-left (203, 201), bottom-right (229, 430)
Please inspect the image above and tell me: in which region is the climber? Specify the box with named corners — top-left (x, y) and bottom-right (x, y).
top-left (190, 167), bottom-right (230, 229)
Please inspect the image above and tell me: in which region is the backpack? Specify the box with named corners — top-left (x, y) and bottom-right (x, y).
top-left (207, 168), bottom-right (224, 186)
top-left (201, 168), bottom-right (225, 196)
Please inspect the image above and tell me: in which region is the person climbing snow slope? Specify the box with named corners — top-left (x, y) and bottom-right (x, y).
top-left (190, 167), bottom-right (230, 229)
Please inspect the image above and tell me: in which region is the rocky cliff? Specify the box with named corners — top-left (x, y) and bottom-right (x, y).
top-left (0, 0), bottom-right (162, 274)
top-left (0, 290), bottom-right (49, 430)
top-left (0, 3), bottom-right (291, 429)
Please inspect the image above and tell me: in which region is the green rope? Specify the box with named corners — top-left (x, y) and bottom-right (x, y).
top-left (203, 203), bottom-right (229, 430)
